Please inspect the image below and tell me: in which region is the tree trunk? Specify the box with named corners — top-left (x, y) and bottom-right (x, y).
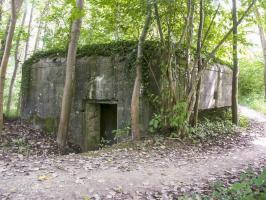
top-left (232, 0), bottom-right (238, 125)
top-left (41, 20), bottom-right (48, 50)
top-left (23, 3), bottom-right (33, 61)
top-left (131, 1), bottom-right (152, 140)
top-left (6, 7), bottom-right (26, 116)
top-left (255, 8), bottom-right (266, 100)
top-left (0, 16), bottom-right (11, 63)
top-left (57, 0), bottom-right (84, 151)
top-left (192, 0), bottom-right (205, 126)
top-left (34, 1), bottom-right (49, 53)
top-left (177, 0), bottom-right (192, 49)
top-left (153, 1), bottom-right (164, 44)
top-left (33, 22), bottom-right (41, 52)
top-left (185, 0), bottom-right (195, 94)
top-left (0, 0), bottom-right (23, 131)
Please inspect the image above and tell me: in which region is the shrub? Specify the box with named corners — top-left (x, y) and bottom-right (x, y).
top-left (188, 119), bottom-right (235, 142)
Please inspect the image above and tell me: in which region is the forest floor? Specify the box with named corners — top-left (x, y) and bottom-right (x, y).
top-left (0, 106), bottom-right (266, 200)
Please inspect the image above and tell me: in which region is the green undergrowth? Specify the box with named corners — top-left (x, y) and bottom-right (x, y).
top-left (4, 110), bottom-right (20, 121)
top-left (181, 168), bottom-right (266, 200)
top-left (188, 119), bottom-right (235, 143)
top-left (149, 108), bottom-right (248, 144)
top-left (189, 108), bottom-right (249, 142)
top-left (199, 108), bottom-right (249, 128)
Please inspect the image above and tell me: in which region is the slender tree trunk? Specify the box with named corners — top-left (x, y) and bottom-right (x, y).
top-left (34, 22), bottom-right (41, 52)
top-left (23, 3), bottom-right (33, 61)
top-left (255, 8), bottom-right (266, 100)
top-left (41, 21), bottom-right (48, 50)
top-left (0, 0), bottom-right (23, 131)
top-left (16, 90), bottom-right (21, 115)
top-left (34, 1), bottom-right (49, 53)
top-left (177, 0), bottom-right (192, 49)
top-left (201, 3), bottom-right (220, 49)
top-left (192, 0), bottom-right (205, 126)
top-left (154, 1), bottom-right (164, 44)
top-left (185, 0), bottom-right (195, 94)
top-left (131, 1), bottom-right (152, 140)
top-left (6, 7), bottom-right (26, 116)
top-left (232, 0), bottom-right (238, 125)
top-left (0, 16), bottom-right (11, 63)
top-left (57, 0), bottom-right (84, 151)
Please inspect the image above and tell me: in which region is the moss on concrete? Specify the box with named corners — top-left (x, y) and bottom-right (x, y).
top-left (32, 115), bottom-right (57, 134)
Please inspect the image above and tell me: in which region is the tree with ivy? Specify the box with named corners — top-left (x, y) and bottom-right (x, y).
top-left (131, 0), bottom-right (152, 140)
top-left (57, 0), bottom-right (84, 151)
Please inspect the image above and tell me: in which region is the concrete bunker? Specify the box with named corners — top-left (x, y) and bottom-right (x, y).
top-left (21, 41), bottom-right (233, 152)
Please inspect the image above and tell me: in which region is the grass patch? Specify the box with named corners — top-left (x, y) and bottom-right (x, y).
top-left (183, 168), bottom-right (266, 200)
top-left (240, 94), bottom-right (266, 115)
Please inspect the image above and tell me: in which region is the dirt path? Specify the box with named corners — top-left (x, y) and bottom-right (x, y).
top-left (0, 108), bottom-right (266, 200)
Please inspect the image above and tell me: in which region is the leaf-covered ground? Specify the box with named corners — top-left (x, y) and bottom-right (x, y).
top-left (0, 107), bottom-right (266, 200)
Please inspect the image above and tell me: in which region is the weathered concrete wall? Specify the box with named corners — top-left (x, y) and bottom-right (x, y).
top-left (200, 64), bottom-right (232, 109)
top-left (21, 53), bottom-right (232, 151)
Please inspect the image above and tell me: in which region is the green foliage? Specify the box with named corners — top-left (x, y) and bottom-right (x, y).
top-left (148, 101), bottom-right (188, 136)
top-left (168, 102), bottom-right (187, 129)
top-left (182, 168), bottom-right (266, 200)
top-left (148, 107), bottom-right (240, 141)
top-left (188, 119), bottom-right (235, 142)
top-left (149, 114), bottom-right (162, 133)
top-left (239, 58), bottom-right (264, 97)
top-left (239, 58), bottom-right (266, 114)
top-left (240, 93), bottom-right (266, 114)
top-left (113, 126), bottom-right (131, 142)
top-left (207, 169), bottom-right (266, 200)
top-left (239, 115), bottom-right (250, 128)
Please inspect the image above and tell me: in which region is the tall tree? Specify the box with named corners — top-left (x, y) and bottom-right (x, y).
top-left (131, 1), bottom-right (152, 140)
top-left (192, 0), bottom-right (205, 126)
top-left (185, 0), bottom-right (195, 93)
top-left (57, 0), bottom-right (84, 151)
top-left (255, 7), bottom-right (266, 100)
top-left (0, 0), bottom-right (23, 131)
top-left (232, 0), bottom-right (239, 125)
top-left (0, 16), bottom-right (11, 63)
top-left (6, 7), bottom-right (27, 115)
top-left (34, 1), bottom-right (49, 52)
top-left (153, 0), bottom-right (164, 44)
top-left (23, 3), bottom-right (33, 61)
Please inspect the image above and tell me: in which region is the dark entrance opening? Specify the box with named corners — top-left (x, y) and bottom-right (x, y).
top-left (100, 104), bottom-right (117, 145)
